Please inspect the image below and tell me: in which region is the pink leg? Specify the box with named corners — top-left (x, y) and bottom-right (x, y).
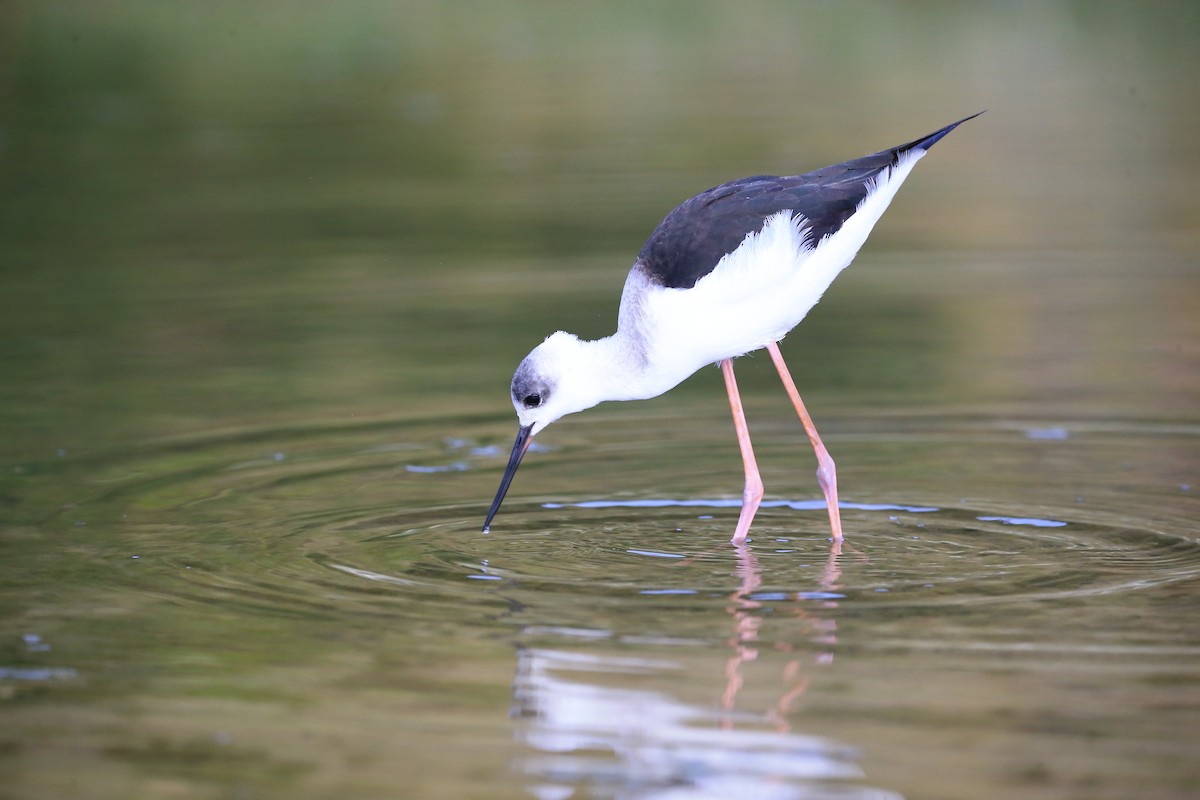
top-left (766, 342), bottom-right (844, 542)
top-left (720, 358), bottom-right (764, 543)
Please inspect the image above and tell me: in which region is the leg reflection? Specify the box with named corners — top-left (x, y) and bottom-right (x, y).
top-left (723, 538), bottom-right (842, 733)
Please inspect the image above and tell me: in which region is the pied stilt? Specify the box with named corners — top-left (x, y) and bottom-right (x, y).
top-left (483, 112), bottom-right (981, 543)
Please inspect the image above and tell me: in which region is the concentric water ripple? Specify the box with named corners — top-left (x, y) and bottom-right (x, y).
top-left (39, 414), bottom-right (1198, 638)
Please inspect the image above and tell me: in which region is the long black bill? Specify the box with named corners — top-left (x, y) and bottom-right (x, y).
top-left (482, 423), bottom-right (535, 533)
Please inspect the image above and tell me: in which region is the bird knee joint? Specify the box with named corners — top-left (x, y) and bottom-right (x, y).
top-left (815, 461), bottom-right (836, 489)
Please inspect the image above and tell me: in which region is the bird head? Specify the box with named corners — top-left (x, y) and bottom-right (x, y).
top-left (482, 331), bottom-right (600, 533)
top-left (510, 331), bottom-right (600, 436)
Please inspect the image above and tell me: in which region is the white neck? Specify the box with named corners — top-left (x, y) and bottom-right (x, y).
top-left (574, 331), bottom-right (667, 404)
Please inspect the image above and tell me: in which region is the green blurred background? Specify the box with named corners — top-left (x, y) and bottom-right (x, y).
top-left (3, 1), bottom-right (1197, 462)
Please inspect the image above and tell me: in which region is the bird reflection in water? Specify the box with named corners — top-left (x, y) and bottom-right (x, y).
top-left (511, 539), bottom-right (899, 800)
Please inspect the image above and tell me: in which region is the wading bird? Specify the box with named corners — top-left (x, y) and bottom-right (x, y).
top-left (483, 113), bottom-right (980, 543)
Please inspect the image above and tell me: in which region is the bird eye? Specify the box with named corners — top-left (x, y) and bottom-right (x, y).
top-left (523, 393), bottom-right (541, 408)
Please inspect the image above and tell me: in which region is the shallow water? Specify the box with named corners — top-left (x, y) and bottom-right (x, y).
top-left (3, 4), bottom-right (1200, 800)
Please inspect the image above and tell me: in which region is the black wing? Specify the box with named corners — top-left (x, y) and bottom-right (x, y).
top-left (636, 113), bottom-right (981, 290)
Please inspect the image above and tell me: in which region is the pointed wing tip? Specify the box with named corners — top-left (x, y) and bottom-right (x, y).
top-left (914, 110), bottom-right (986, 152)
